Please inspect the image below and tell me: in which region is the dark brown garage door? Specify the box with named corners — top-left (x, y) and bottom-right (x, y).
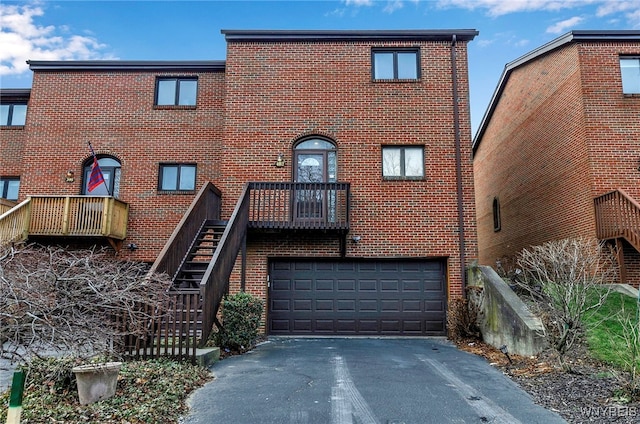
top-left (268, 259), bottom-right (447, 336)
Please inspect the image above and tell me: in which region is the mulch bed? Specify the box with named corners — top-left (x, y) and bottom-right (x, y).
top-left (454, 338), bottom-right (640, 423)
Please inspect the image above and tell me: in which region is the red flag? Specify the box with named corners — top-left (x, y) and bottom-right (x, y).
top-left (87, 156), bottom-right (105, 192)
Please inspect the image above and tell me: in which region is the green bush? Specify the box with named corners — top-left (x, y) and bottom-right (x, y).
top-left (214, 292), bottom-right (263, 352)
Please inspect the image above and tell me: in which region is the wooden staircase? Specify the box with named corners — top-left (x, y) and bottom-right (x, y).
top-left (158, 220), bottom-right (228, 348)
top-left (594, 189), bottom-right (640, 285)
top-left (594, 189), bottom-right (640, 253)
top-left (172, 220), bottom-right (227, 289)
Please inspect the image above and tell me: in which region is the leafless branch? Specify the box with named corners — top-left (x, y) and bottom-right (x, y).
top-left (512, 237), bottom-right (618, 369)
top-left (1, 243), bottom-right (172, 363)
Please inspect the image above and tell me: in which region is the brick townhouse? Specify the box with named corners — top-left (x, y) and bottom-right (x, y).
top-left (473, 30), bottom-right (640, 286)
top-left (1, 29), bottom-right (479, 340)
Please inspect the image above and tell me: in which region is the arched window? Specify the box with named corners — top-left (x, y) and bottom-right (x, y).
top-left (493, 197), bottom-right (501, 232)
top-left (292, 137), bottom-right (338, 222)
top-left (293, 137), bottom-right (337, 183)
top-left (82, 156), bottom-right (121, 197)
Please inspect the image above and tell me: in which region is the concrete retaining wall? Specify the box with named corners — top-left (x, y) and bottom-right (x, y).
top-left (468, 265), bottom-right (546, 356)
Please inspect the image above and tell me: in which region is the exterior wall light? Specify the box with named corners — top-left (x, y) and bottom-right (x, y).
top-left (351, 235), bottom-right (362, 243)
top-left (275, 154), bottom-right (285, 168)
top-left (65, 171), bottom-right (75, 182)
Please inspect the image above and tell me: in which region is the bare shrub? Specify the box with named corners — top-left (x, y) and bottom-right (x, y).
top-left (447, 286), bottom-right (484, 341)
top-left (513, 237), bottom-right (618, 369)
top-left (0, 243), bottom-right (172, 363)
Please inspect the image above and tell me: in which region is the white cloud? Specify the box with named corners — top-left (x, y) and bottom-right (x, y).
top-left (436, 0), bottom-right (590, 17)
top-left (383, 0), bottom-right (405, 13)
top-left (437, 0), bottom-right (639, 27)
top-left (0, 4), bottom-right (114, 77)
top-left (596, 0), bottom-right (640, 28)
top-left (546, 16), bottom-right (585, 34)
top-left (344, 0), bottom-right (374, 6)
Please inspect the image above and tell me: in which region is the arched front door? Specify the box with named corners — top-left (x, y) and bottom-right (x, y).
top-left (82, 156), bottom-right (121, 197)
top-left (293, 138), bottom-right (337, 222)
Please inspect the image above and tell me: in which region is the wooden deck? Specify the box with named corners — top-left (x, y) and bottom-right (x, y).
top-left (0, 195), bottom-right (128, 249)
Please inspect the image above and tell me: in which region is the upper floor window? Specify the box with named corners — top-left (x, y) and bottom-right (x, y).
top-left (620, 57), bottom-right (640, 94)
top-left (155, 77), bottom-right (198, 106)
top-left (0, 177), bottom-right (20, 201)
top-left (382, 146), bottom-right (424, 179)
top-left (159, 163), bottom-right (196, 191)
top-left (1, 103), bottom-right (27, 126)
top-left (372, 49), bottom-right (419, 80)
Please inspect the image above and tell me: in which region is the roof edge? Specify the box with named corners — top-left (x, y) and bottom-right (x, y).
top-left (0, 88), bottom-right (31, 97)
top-left (473, 30), bottom-right (640, 154)
top-left (222, 29), bottom-right (479, 42)
top-left (27, 60), bottom-right (226, 72)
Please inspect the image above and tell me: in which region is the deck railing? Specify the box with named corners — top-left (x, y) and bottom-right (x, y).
top-left (28, 196), bottom-right (129, 239)
top-left (0, 196), bottom-right (129, 248)
top-left (248, 182), bottom-right (350, 231)
top-left (594, 189), bottom-right (640, 252)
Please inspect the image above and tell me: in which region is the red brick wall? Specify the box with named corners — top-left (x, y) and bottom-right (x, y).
top-left (580, 42), bottom-right (640, 200)
top-left (475, 45), bottom-right (592, 267)
top-left (222, 39), bottom-right (478, 299)
top-left (12, 36), bottom-right (478, 307)
top-left (20, 70), bottom-right (225, 261)
top-left (474, 40), bottom-right (640, 286)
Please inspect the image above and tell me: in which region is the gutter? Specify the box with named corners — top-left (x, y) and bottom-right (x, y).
top-left (27, 60), bottom-right (226, 72)
top-left (451, 34), bottom-right (467, 294)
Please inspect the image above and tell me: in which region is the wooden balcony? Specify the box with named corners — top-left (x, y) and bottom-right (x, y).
top-left (0, 195), bottom-right (129, 248)
top-left (248, 182), bottom-right (350, 231)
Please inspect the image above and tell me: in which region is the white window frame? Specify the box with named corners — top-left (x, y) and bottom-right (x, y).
top-left (382, 146), bottom-right (424, 179)
top-left (620, 57), bottom-right (640, 94)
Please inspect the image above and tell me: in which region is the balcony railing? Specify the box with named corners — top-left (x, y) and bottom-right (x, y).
top-left (248, 182), bottom-right (350, 231)
top-left (0, 196), bottom-right (129, 248)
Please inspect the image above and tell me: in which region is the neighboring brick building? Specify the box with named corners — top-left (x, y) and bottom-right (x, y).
top-left (1, 29), bottom-right (478, 337)
top-left (473, 30), bottom-right (640, 286)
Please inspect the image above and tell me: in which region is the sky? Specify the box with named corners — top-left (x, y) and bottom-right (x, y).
top-left (1, 0), bottom-right (639, 135)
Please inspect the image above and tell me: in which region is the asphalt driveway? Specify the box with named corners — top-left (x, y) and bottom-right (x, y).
top-left (181, 337), bottom-right (566, 424)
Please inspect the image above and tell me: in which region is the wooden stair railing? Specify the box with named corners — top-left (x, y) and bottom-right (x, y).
top-left (149, 182), bottom-right (222, 279)
top-left (198, 183), bottom-right (250, 347)
top-left (142, 182), bottom-right (222, 362)
top-left (0, 198), bottom-right (17, 215)
top-left (594, 189), bottom-right (640, 253)
top-left (0, 198), bottom-right (31, 248)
